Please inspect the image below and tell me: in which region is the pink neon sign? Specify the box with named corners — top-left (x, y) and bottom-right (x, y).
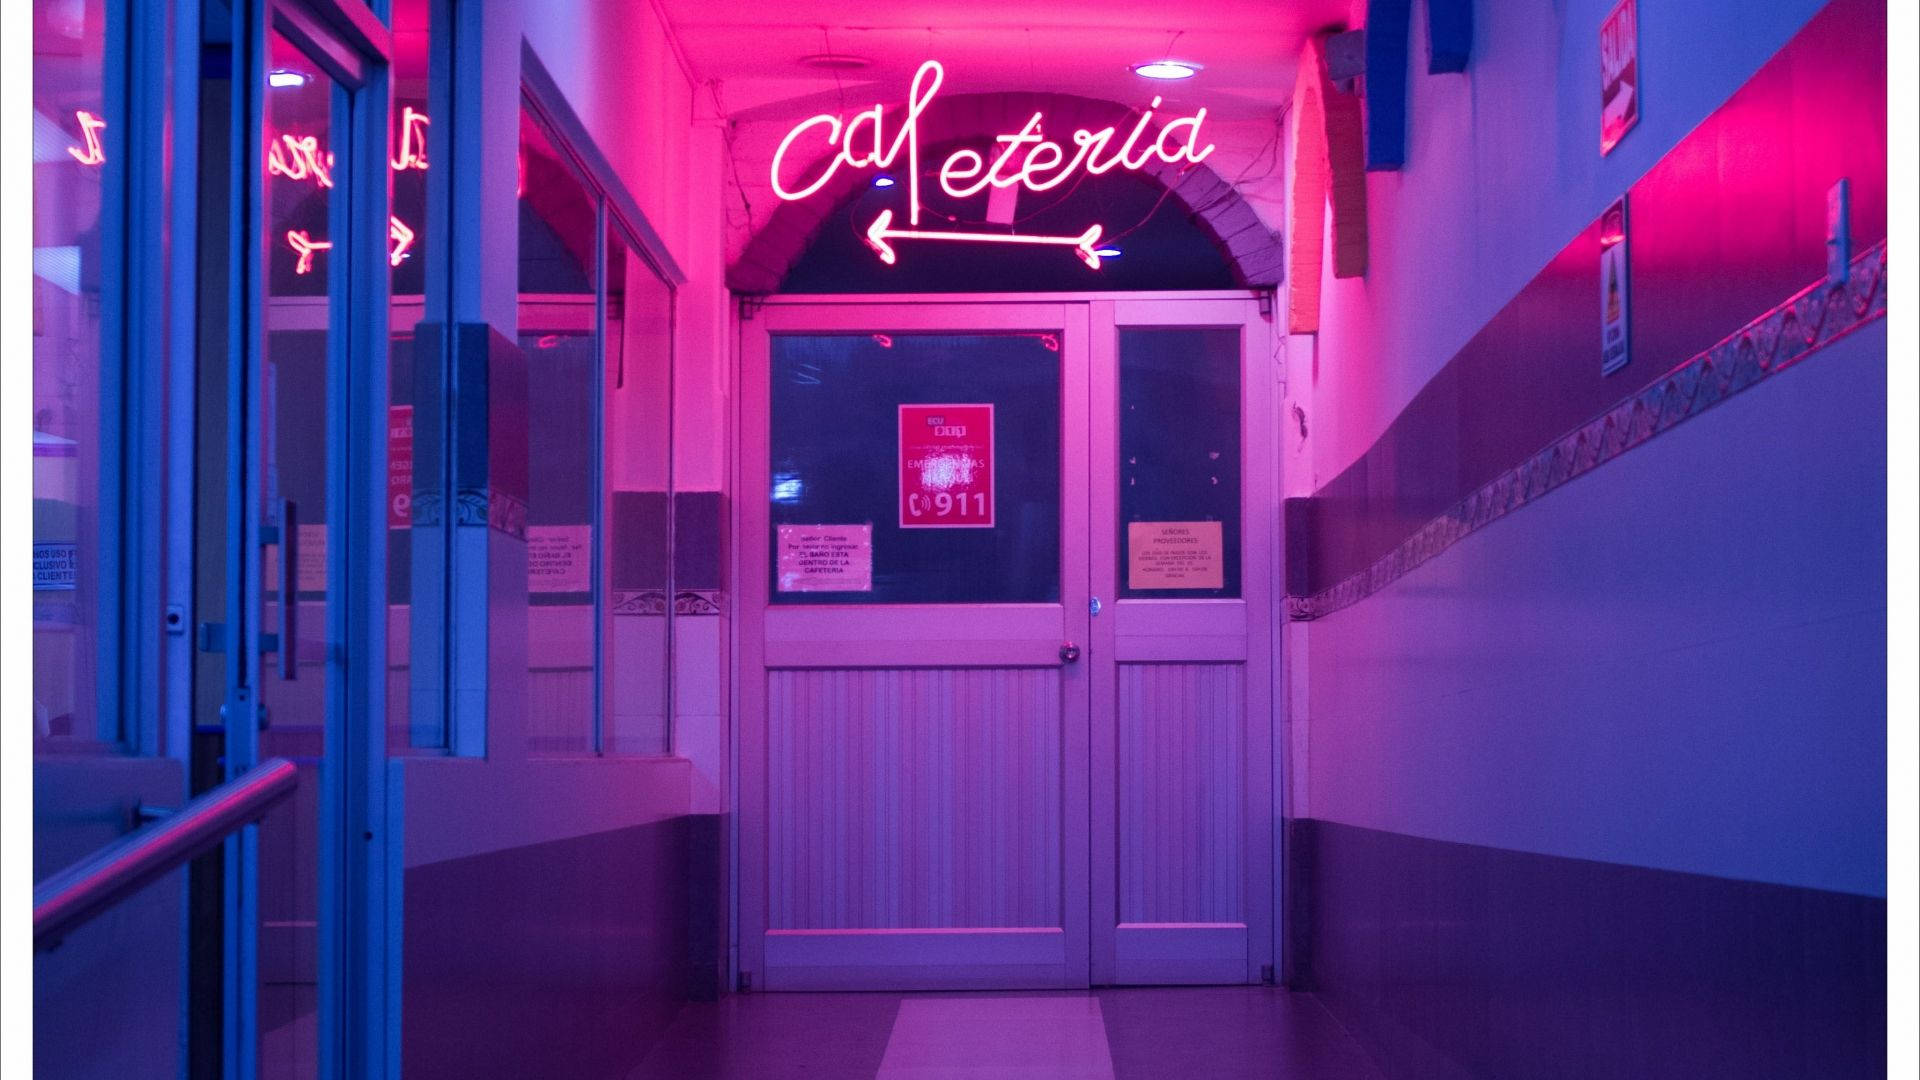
top-left (273, 110), bottom-right (432, 274)
top-left (268, 133), bottom-right (335, 187)
top-left (67, 111), bottom-right (106, 165)
top-left (770, 60), bottom-right (1215, 268)
top-left (286, 229), bottom-right (332, 274)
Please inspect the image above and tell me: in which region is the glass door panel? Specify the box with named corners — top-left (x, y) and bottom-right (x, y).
top-left (1088, 298), bottom-right (1275, 986)
top-left (256, 26), bottom-right (338, 1077)
top-left (741, 302), bottom-right (1091, 990)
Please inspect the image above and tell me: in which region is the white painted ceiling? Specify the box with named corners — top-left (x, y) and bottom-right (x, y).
top-left (657, 0), bottom-right (1355, 122)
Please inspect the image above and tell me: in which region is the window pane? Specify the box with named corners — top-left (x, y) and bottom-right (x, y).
top-left (258, 30), bottom-right (339, 1076)
top-left (32, 0), bottom-right (112, 747)
top-left (769, 333), bottom-right (1061, 605)
top-left (604, 234), bottom-right (673, 755)
top-left (518, 108), bottom-right (600, 754)
top-left (1117, 328), bottom-right (1242, 599)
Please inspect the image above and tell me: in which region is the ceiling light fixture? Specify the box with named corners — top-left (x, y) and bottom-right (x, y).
top-left (1132, 60), bottom-right (1199, 80)
top-left (872, 174), bottom-right (897, 188)
top-left (1095, 246), bottom-right (1123, 258)
top-left (268, 69), bottom-right (310, 88)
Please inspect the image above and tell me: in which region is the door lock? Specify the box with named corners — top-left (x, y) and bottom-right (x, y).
top-left (1059, 642), bottom-right (1081, 664)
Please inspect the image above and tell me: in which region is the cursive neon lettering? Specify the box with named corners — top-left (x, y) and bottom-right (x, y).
top-left (771, 61), bottom-right (1216, 268)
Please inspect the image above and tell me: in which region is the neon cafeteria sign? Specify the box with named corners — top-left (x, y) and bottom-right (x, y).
top-left (771, 60), bottom-right (1216, 269)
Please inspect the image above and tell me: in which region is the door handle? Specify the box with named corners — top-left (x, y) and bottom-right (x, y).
top-left (1059, 642), bottom-right (1081, 664)
top-left (278, 498), bottom-right (297, 681)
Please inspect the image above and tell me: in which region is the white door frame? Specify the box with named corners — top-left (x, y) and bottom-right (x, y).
top-left (730, 290), bottom-right (1281, 991)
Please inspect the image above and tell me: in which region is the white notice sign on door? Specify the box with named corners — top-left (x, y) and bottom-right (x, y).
top-left (529, 524), bottom-right (593, 594)
top-left (1128, 521), bottom-right (1225, 590)
top-left (777, 524), bottom-right (873, 593)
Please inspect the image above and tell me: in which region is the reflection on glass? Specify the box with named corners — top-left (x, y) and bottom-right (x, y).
top-left (1117, 328), bottom-right (1242, 599)
top-left (257, 29), bottom-right (334, 1078)
top-left (390, 0), bottom-right (438, 751)
top-left (769, 334), bottom-right (1061, 605)
top-left (31, 0), bottom-right (109, 747)
top-left (519, 107), bottom-right (601, 754)
top-left (604, 235), bottom-right (674, 754)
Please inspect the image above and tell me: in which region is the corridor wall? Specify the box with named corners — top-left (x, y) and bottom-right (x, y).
top-left (1283, 1), bottom-right (1887, 1076)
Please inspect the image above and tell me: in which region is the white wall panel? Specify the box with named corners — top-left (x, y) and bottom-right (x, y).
top-left (1116, 663), bottom-right (1245, 925)
top-left (768, 667), bottom-right (1063, 930)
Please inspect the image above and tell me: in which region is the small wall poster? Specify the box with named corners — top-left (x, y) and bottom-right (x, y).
top-left (388, 404), bottom-right (413, 528)
top-left (33, 543), bottom-right (77, 591)
top-left (528, 524), bottom-right (593, 594)
top-left (1600, 0), bottom-right (1639, 154)
top-left (296, 523), bottom-right (329, 594)
top-left (1600, 196), bottom-right (1631, 376)
top-left (1128, 521), bottom-right (1225, 590)
top-left (899, 403), bottom-right (995, 529)
top-left (777, 524), bottom-right (873, 593)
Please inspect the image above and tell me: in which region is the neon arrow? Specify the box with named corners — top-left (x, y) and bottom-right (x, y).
top-left (864, 209), bottom-right (1106, 270)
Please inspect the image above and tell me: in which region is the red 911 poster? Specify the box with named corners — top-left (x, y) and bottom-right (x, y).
top-left (898, 403), bottom-right (995, 529)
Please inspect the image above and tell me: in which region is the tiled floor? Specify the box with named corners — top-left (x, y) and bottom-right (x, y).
top-left (628, 987), bottom-right (1384, 1080)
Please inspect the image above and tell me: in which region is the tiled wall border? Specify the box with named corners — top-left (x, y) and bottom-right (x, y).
top-left (1287, 241), bottom-right (1888, 622)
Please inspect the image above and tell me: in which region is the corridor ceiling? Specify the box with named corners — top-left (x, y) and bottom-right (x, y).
top-left (655, 0), bottom-right (1354, 121)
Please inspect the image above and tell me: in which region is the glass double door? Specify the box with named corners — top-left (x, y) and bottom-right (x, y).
top-left (193, 3), bottom-right (391, 1075)
top-left (739, 296), bottom-right (1275, 990)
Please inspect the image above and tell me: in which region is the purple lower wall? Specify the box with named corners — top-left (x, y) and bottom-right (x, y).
top-left (401, 818), bottom-right (690, 1079)
top-left (1292, 820), bottom-right (1885, 1080)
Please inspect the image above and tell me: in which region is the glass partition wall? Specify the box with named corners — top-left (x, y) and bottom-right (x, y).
top-left (517, 96), bottom-right (676, 757)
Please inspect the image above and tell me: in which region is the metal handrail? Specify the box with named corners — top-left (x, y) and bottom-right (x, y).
top-left (34, 757), bottom-right (300, 950)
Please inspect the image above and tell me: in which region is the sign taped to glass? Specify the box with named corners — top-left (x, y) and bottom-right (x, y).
top-left (899, 403), bottom-right (995, 529)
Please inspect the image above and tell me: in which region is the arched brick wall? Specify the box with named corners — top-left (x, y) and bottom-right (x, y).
top-left (727, 91), bottom-right (1287, 293)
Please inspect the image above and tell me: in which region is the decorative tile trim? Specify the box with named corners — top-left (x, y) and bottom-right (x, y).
top-left (1287, 241), bottom-right (1888, 622)
top-left (612, 589), bottom-right (670, 616)
top-left (674, 589), bottom-right (724, 616)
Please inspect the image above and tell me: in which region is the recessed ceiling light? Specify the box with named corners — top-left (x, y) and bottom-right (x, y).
top-left (1132, 60), bottom-right (1199, 80)
top-left (1095, 246), bottom-right (1123, 258)
top-left (872, 175), bottom-right (897, 188)
top-left (799, 54), bottom-right (871, 71)
top-left (268, 69), bottom-right (310, 88)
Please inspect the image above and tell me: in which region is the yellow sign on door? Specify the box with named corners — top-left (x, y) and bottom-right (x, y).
top-left (1127, 521), bottom-right (1224, 590)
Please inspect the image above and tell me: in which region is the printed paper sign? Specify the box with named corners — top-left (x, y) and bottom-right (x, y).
top-left (777, 524), bottom-right (873, 593)
top-left (388, 404), bottom-right (413, 528)
top-left (528, 524), bottom-right (593, 594)
top-left (899, 403), bottom-right (995, 529)
top-left (1600, 197), bottom-right (1631, 376)
top-left (297, 523), bottom-right (329, 594)
top-left (1599, 0), bottom-right (1639, 154)
top-left (1128, 521), bottom-right (1225, 590)
top-left (33, 543), bottom-right (77, 591)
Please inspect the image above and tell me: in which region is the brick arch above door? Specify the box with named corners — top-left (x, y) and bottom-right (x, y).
top-left (727, 91), bottom-right (1288, 294)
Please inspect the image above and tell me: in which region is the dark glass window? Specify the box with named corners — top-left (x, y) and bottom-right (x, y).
top-left (1117, 328), bottom-right (1242, 599)
top-left (770, 333), bottom-right (1061, 604)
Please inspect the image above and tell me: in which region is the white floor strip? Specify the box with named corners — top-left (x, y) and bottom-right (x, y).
top-left (876, 996), bottom-right (1117, 1080)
